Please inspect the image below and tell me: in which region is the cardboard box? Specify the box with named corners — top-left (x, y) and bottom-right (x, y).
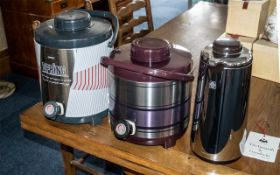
top-left (219, 33), bottom-right (257, 51)
top-left (252, 39), bottom-right (279, 83)
top-left (226, 0), bottom-right (269, 38)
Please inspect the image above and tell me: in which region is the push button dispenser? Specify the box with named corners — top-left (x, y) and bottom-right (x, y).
top-left (113, 119), bottom-right (136, 139)
top-left (43, 101), bottom-right (64, 120)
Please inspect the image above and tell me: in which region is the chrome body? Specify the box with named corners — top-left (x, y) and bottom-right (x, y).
top-left (191, 47), bottom-right (252, 162)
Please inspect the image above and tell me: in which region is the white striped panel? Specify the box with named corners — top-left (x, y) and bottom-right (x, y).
top-left (66, 38), bottom-right (112, 117)
top-left (73, 37), bottom-right (113, 73)
top-left (65, 88), bottom-right (108, 117)
top-left (72, 64), bottom-right (109, 90)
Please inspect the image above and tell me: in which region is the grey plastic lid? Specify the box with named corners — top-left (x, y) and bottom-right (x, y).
top-left (201, 37), bottom-right (252, 67)
top-left (54, 10), bottom-right (91, 32)
top-left (35, 9), bottom-right (112, 49)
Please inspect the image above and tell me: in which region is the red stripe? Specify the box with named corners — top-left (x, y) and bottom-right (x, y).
top-left (92, 65), bottom-right (96, 90)
top-left (78, 71), bottom-right (83, 90)
top-left (97, 65), bottom-right (100, 89)
top-left (105, 68), bottom-right (108, 88)
top-left (93, 65), bottom-right (97, 90)
top-left (81, 69), bottom-right (87, 90)
top-left (94, 65), bottom-right (98, 90)
top-left (104, 66), bottom-right (106, 88)
top-left (100, 65), bottom-right (103, 89)
top-left (104, 68), bottom-right (106, 88)
top-left (74, 72), bottom-right (79, 89)
top-left (90, 66), bottom-right (94, 90)
top-left (99, 65), bottom-right (102, 89)
top-left (86, 67), bottom-right (90, 90)
top-left (72, 64), bottom-right (110, 90)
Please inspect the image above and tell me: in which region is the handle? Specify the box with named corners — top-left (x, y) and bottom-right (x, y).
top-left (84, 0), bottom-right (93, 10)
top-left (60, 0), bottom-right (68, 9)
top-left (32, 20), bottom-right (41, 32)
top-left (191, 62), bottom-right (207, 141)
top-left (101, 56), bottom-right (194, 82)
top-left (85, 10), bottom-right (119, 48)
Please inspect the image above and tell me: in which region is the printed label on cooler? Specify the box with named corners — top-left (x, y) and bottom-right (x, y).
top-left (40, 47), bottom-right (74, 87)
top-left (41, 61), bottom-right (71, 86)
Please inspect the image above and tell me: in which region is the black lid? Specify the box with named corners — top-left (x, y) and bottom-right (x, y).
top-left (35, 9), bottom-right (112, 49)
top-left (212, 38), bottom-right (242, 57)
top-left (201, 37), bottom-right (252, 67)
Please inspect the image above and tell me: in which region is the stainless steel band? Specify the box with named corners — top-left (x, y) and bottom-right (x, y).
top-left (109, 73), bottom-right (191, 110)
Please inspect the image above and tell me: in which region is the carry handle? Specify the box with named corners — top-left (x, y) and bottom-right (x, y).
top-left (101, 56), bottom-right (194, 82)
top-left (85, 10), bottom-right (119, 48)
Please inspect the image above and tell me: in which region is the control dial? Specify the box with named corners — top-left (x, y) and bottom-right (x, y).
top-left (113, 119), bottom-right (135, 139)
top-left (43, 101), bottom-right (64, 120)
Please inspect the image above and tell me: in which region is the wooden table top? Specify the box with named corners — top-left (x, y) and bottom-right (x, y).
top-left (20, 2), bottom-right (280, 175)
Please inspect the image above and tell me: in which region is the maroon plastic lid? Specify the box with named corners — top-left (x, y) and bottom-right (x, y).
top-left (131, 38), bottom-right (170, 64)
top-left (101, 37), bottom-right (194, 82)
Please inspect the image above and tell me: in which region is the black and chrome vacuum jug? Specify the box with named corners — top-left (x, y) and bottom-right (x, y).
top-left (191, 37), bottom-right (252, 162)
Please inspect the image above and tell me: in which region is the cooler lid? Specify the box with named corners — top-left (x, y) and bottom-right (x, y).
top-left (202, 37), bottom-right (252, 67)
top-left (35, 10), bottom-right (112, 49)
top-left (102, 38), bottom-right (194, 82)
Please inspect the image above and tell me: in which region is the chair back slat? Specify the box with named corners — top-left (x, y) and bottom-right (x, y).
top-left (117, 0), bottom-right (146, 19)
top-left (108, 0), bottom-right (154, 47)
top-left (121, 16), bottom-right (147, 33)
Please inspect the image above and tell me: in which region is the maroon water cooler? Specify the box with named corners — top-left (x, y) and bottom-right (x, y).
top-left (102, 37), bottom-right (194, 148)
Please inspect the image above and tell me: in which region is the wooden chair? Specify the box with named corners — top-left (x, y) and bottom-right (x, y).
top-left (108, 0), bottom-right (154, 46)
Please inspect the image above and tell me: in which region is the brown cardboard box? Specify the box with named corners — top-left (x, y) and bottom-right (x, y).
top-left (219, 33), bottom-right (257, 50)
top-left (252, 39), bottom-right (279, 83)
top-left (226, 0), bottom-right (269, 38)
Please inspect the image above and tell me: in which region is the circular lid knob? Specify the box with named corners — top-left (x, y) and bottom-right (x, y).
top-left (131, 38), bottom-right (170, 64)
top-left (54, 10), bottom-right (91, 32)
top-left (212, 38), bottom-right (242, 57)
top-left (113, 119), bottom-right (132, 139)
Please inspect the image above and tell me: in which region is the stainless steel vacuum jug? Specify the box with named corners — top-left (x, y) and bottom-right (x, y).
top-left (191, 37), bottom-right (252, 162)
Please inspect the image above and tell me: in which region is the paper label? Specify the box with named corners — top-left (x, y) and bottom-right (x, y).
top-left (242, 131), bottom-right (280, 163)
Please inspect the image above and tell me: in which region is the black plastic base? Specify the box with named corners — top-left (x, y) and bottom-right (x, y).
top-left (126, 131), bottom-right (186, 149)
top-left (45, 109), bottom-right (108, 125)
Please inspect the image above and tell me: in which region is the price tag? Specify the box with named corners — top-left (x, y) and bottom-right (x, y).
top-left (242, 131), bottom-right (280, 163)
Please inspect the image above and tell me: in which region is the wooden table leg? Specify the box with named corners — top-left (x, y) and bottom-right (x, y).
top-left (60, 144), bottom-right (76, 175)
